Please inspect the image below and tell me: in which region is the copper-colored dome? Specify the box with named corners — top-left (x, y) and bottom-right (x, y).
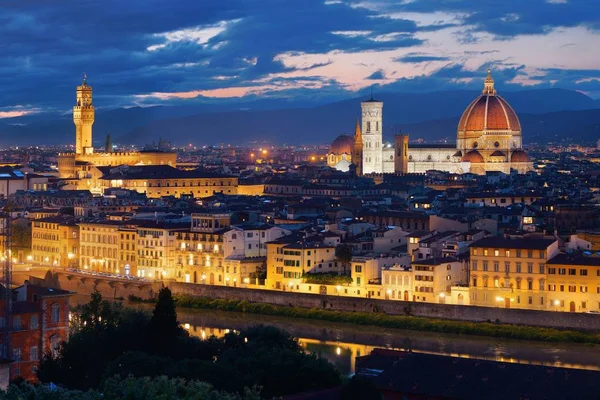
top-left (457, 69), bottom-right (521, 139)
top-left (329, 135), bottom-right (354, 155)
top-left (490, 150), bottom-right (506, 157)
top-left (458, 96), bottom-right (520, 133)
top-left (462, 150), bottom-right (484, 163)
top-left (511, 150), bottom-right (529, 162)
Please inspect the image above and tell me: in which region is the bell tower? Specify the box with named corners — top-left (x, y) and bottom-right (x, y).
top-left (361, 96), bottom-right (383, 174)
top-left (73, 74), bottom-right (95, 154)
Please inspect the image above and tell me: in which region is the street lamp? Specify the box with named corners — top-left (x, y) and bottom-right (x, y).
top-left (554, 299), bottom-right (560, 311)
top-left (336, 285), bottom-right (341, 296)
top-left (495, 296), bottom-right (503, 307)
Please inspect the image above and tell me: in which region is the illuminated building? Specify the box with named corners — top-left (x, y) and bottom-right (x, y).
top-left (328, 70), bottom-right (533, 175)
top-left (79, 221), bottom-right (126, 274)
top-left (57, 76), bottom-right (177, 186)
top-left (175, 213), bottom-right (229, 285)
top-left (31, 217), bottom-right (79, 268)
top-left (87, 165), bottom-right (238, 198)
top-left (546, 253), bottom-right (600, 312)
top-left (469, 237), bottom-right (559, 310)
top-left (136, 221), bottom-right (188, 280)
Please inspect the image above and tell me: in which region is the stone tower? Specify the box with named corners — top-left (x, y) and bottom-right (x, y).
top-left (105, 133), bottom-right (113, 153)
top-left (394, 134), bottom-right (409, 175)
top-left (353, 118), bottom-right (363, 176)
top-left (361, 97), bottom-right (383, 174)
top-left (73, 74), bottom-right (95, 155)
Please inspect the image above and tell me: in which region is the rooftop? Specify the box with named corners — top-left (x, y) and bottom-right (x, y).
top-left (470, 236), bottom-right (556, 250)
top-left (548, 252), bottom-right (600, 266)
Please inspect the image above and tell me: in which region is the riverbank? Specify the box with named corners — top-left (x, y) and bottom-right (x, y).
top-left (168, 295), bottom-right (600, 344)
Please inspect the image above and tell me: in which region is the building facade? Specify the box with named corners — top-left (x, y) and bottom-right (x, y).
top-left (31, 217), bottom-right (79, 268)
top-left (57, 76), bottom-right (177, 180)
top-left (327, 70), bottom-right (533, 176)
top-left (469, 237), bottom-right (559, 310)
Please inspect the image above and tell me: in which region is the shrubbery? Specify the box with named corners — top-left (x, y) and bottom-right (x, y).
top-left (0, 376), bottom-right (262, 400)
top-left (302, 272), bottom-right (353, 285)
top-left (174, 295), bottom-right (600, 344)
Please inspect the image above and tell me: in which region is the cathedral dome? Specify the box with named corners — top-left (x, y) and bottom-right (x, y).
top-left (329, 135), bottom-right (353, 155)
top-left (457, 69), bottom-right (521, 140)
top-left (511, 150), bottom-right (529, 162)
top-left (462, 150), bottom-right (484, 163)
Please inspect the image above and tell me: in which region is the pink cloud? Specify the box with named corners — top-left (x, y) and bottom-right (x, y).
top-left (0, 108), bottom-right (39, 119)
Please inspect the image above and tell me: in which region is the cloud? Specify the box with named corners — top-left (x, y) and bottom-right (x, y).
top-left (0, 0), bottom-right (599, 113)
top-left (0, 106), bottom-right (40, 119)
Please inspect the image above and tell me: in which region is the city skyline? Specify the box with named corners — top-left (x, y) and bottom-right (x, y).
top-left (1, 0), bottom-right (600, 119)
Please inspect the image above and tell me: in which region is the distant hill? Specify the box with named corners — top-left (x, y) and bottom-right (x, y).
top-left (0, 88), bottom-right (598, 146)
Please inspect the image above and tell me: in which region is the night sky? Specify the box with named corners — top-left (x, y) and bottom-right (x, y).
top-left (1, 0), bottom-right (600, 118)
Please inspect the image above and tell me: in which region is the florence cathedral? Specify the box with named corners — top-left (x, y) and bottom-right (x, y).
top-left (327, 69), bottom-right (533, 175)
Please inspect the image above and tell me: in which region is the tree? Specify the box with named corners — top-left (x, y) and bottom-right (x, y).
top-left (148, 287), bottom-right (180, 342)
top-left (76, 290), bottom-right (121, 332)
top-left (0, 377), bottom-right (262, 400)
top-left (335, 244), bottom-right (353, 275)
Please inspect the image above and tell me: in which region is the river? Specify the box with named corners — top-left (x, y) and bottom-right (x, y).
top-left (72, 296), bottom-right (600, 376)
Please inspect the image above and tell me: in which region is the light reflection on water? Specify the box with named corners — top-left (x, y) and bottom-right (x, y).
top-left (70, 296), bottom-right (600, 376)
top-left (179, 321), bottom-right (600, 376)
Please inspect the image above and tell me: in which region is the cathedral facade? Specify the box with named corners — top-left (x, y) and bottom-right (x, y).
top-left (57, 76), bottom-right (177, 186)
top-left (327, 70), bottom-right (533, 175)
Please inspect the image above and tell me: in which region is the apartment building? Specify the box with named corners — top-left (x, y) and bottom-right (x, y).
top-left (223, 224), bottom-right (290, 259)
top-left (136, 221), bottom-right (188, 280)
top-left (352, 253), bottom-right (411, 290)
top-left (0, 283), bottom-right (72, 382)
top-left (546, 253), bottom-right (600, 312)
top-left (174, 213), bottom-right (229, 285)
top-left (31, 216), bottom-right (79, 268)
top-left (266, 235), bottom-right (300, 290)
top-left (469, 236), bottom-right (559, 310)
top-left (79, 221), bottom-right (121, 273)
top-left (411, 258), bottom-right (466, 303)
top-left (118, 225), bottom-right (138, 277)
top-left (279, 242), bottom-right (338, 290)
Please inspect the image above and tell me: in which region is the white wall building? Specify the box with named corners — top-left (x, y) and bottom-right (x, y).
top-left (223, 224), bottom-right (291, 259)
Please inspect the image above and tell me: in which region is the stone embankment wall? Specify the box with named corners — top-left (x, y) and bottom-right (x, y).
top-left (19, 270), bottom-right (600, 331)
top-left (167, 282), bottom-right (600, 331)
top-left (23, 269), bottom-right (162, 300)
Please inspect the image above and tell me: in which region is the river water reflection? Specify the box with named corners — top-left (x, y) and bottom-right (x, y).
top-left (174, 308), bottom-right (600, 376)
top-left (72, 297), bottom-right (600, 376)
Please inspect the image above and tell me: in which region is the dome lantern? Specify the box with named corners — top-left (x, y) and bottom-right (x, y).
top-left (482, 67), bottom-right (496, 95)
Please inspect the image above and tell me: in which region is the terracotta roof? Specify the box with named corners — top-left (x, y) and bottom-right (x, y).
top-left (328, 135), bottom-right (353, 155)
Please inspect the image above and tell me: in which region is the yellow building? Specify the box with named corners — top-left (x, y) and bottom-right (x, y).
top-left (136, 221), bottom-right (188, 280)
top-left (469, 237), bottom-right (559, 310)
top-left (546, 253), bottom-right (600, 313)
top-left (31, 216), bottom-right (79, 268)
top-left (79, 221), bottom-right (122, 274)
top-left (86, 165), bottom-right (238, 198)
top-left (118, 225), bottom-right (138, 277)
top-left (174, 214), bottom-right (229, 285)
top-left (57, 75), bottom-right (177, 181)
top-left (266, 239), bottom-right (291, 290)
top-left (279, 243), bottom-right (338, 290)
